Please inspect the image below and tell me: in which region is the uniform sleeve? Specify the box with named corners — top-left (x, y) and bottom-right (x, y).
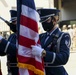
top-left (44, 33), bottom-right (71, 66)
top-left (0, 39), bottom-right (16, 56)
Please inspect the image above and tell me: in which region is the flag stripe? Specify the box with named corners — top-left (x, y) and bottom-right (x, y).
top-left (20, 25), bottom-right (39, 43)
top-left (20, 14), bottom-right (38, 32)
top-left (22, 5), bottom-right (39, 22)
top-left (18, 45), bottom-right (42, 63)
top-left (18, 45), bottom-right (32, 57)
top-left (22, 0), bottom-right (36, 10)
top-left (19, 35), bottom-right (35, 48)
top-left (19, 68), bottom-right (29, 75)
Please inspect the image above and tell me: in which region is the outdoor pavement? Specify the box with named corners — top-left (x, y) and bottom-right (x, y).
top-left (64, 51), bottom-right (76, 75)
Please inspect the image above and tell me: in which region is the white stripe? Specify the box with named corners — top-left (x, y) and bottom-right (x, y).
top-left (50, 53), bottom-right (56, 64)
top-left (4, 42), bottom-right (10, 53)
top-left (35, 56), bottom-right (42, 63)
top-left (18, 45), bottom-right (32, 57)
top-left (22, 5), bottom-right (40, 22)
top-left (20, 25), bottom-right (39, 43)
top-left (19, 68), bottom-right (29, 75)
top-left (18, 45), bottom-right (42, 63)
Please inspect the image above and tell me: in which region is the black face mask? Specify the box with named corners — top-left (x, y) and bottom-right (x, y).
top-left (42, 21), bottom-right (54, 32)
top-left (10, 23), bottom-right (16, 33)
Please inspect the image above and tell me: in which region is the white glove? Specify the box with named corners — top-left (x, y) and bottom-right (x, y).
top-left (0, 35), bottom-right (3, 40)
top-left (31, 45), bottom-right (44, 57)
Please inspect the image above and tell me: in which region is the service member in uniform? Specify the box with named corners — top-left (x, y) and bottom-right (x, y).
top-left (7, 10), bottom-right (18, 75)
top-left (31, 9), bottom-right (71, 75)
top-left (0, 10), bottom-right (18, 75)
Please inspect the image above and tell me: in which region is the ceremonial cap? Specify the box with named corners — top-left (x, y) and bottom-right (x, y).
top-left (10, 10), bottom-right (17, 22)
top-left (37, 9), bottom-right (60, 22)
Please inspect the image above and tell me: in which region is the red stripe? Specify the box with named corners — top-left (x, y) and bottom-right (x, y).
top-left (19, 35), bottom-right (36, 48)
top-left (28, 70), bottom-right (35, 75)
top-left (18, 55), bottom-right (44, 71)
top-left (37, 39), bottom-right (41, 44)
top-left (20, 15), bottom-right (38, 33)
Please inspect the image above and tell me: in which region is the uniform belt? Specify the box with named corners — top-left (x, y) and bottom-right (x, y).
top-left (7, 63), bottom-right (18, 67)
top-left (44, 63), bottom-right (62, 67)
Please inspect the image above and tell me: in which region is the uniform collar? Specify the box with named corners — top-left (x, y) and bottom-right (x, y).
top-left (47, 27), bottom-right (58, 36)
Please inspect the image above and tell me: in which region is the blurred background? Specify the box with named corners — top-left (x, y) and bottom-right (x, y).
top-left (0, 0), bottom-right (76, 75)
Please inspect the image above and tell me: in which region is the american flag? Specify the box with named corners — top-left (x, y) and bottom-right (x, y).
top-left (17, 0), bottom-right (44, 75)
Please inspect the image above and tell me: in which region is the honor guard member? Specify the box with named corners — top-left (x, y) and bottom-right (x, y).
top-left (0, 10), bottom-right (18, 75)
top-left (31, 9), bottom-right (71, 75)
top-left (7, 10), bottom-right (18, 75)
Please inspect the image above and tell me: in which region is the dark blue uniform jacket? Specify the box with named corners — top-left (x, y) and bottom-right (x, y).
top-left (39, 28), bottom-right (71, 75)
top-left (0, 33), bottom-right (18, 75)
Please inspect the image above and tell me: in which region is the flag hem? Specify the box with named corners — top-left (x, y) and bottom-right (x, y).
top-left (17, 62), bottom-right (44, 75)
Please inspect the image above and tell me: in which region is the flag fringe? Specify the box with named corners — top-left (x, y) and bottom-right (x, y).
top-left (17, 62), bottom-right (44, 75)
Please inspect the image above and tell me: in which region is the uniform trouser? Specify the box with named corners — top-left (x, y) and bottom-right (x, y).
top-left (45, 68), bottom-right (54, 75)
top-left (45, 67), bottom-right (68, 75)
top-left (8, 67), bottom-right (18, 75)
